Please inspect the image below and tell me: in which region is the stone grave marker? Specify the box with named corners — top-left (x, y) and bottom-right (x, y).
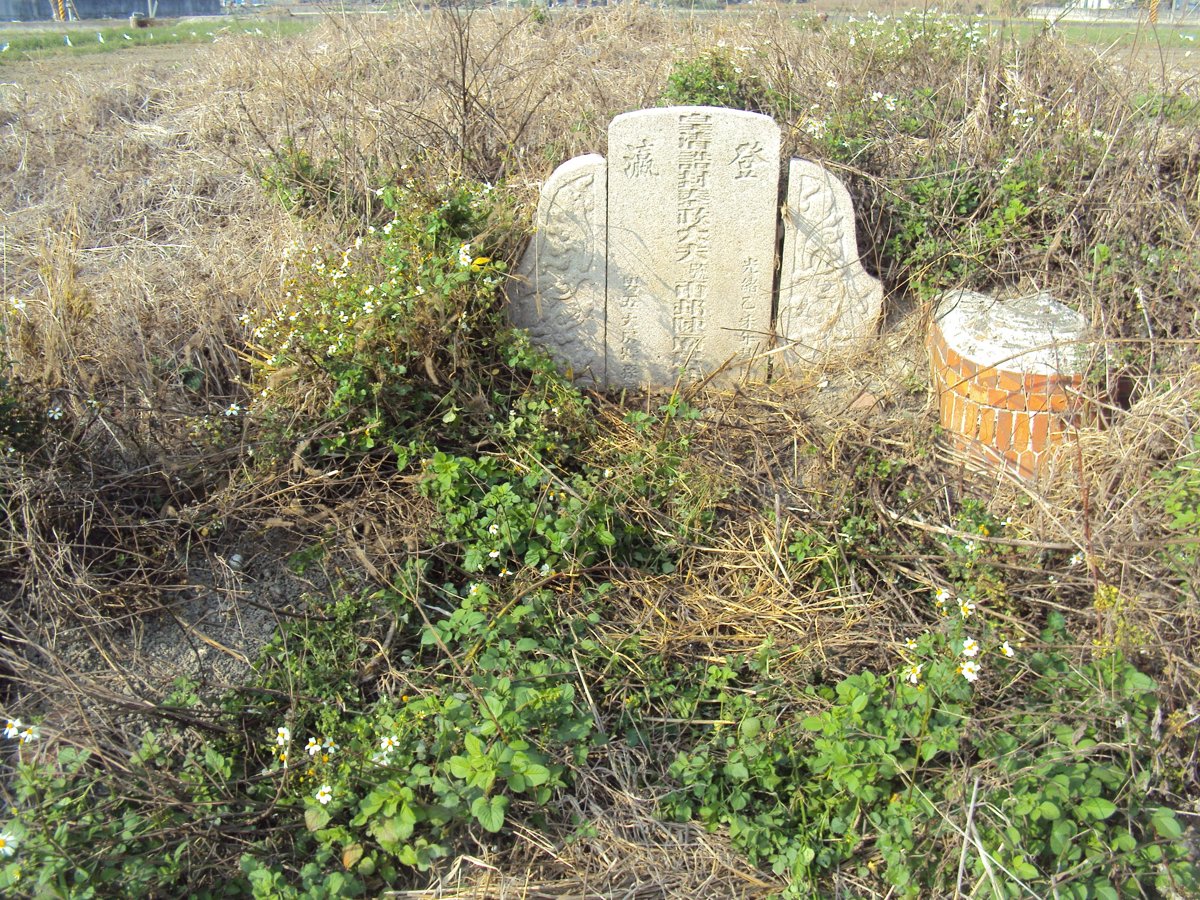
top-left (509, 106), bottom-right (883, 388)
top-left (510, 154), bottom-right (607, 384)
top-left (606, 108), bottom-right (779, 386)
top-left (778, 159), bottom-right (883, 364)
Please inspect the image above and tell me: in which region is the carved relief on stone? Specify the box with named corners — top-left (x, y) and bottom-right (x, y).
top-left (510, 119), bottom-right (884, 389)
top-left (777, 159), bottom-right (883, 364)
top-left (509, 154), bottom-right (607, 383)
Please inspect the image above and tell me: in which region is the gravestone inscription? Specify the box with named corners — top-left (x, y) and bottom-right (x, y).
top-left (606, 108), bottom-right (779, 386)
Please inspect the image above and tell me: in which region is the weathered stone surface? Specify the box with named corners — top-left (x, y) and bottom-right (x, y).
top-left (777, 159), bottom-right (883, 364)
top-left (509, 154), bottom-right (607, 383)
top-left (933, 289), bottom-right (1088, 374)
top-left (606, 107), bottom-right (779, 387)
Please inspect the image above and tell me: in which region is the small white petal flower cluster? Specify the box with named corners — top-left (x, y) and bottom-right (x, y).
top-left (4, 717), bottom-right (38, 744)
top-left (273, 725), bottom-right (291, 765)
top-left (304, 736), bottom-right (339, 759)
top-left (869, 91), bottom-right (898, 111)
top-left (373, 734), bottom-right (400, 766)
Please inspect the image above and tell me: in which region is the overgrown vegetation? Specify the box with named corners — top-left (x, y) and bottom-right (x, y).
top-left (0, 6), bottom-right (1197, 897)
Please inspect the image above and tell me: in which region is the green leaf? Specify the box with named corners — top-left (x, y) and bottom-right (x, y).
top-left (723, 761), bottom-right (750, 780)
top-left (1150, 807), bottom-right (1183, 839)
top-left (305, 805), bottom-right (330, 832)
top-left (739, 717), bottom-right (762, 741)
top-left (448, 756), bottom-right (472, 779)
top-left (1038, 801), bottom-right (1061, 820)
top-left (471, 795), bottom-right (509, 833)
top-left (1012, 860), bottom-right (1040, 880)
top-left (1078, 797), bottom-right (1117, 821)
top-left (522, 763), bottom-right (551, 787)
top-left (850, 692), bottom-right (869, 714)
top-left (342, 843), bottom-right (364, 870)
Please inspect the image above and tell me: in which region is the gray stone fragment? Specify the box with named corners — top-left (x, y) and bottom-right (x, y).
top-left (777, 159), bottom-right (883, 364)
top-left (509, 154), bottom-right (607, 383)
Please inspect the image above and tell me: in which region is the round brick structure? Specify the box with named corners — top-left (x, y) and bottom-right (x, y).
top-left (929, 290), bottom-right (1090, 479)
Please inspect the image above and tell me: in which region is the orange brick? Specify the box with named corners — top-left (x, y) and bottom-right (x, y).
top-left (1013, 449), bottom-right (1039, 479)
top-left (967, 380), bottom-right (991, 405)
top-left (943, 344), bottom-right (962, 373)
top-left (998, 370), bottom-right (1022, 393)
top-left (984, 388), bottom-right (1015, 410)
top-left (926, 338), bottom-right (942, 371)
top-left (960, 356), bottom-right (978, 378)
top-left (939, 391), bottom-right (954, 429)
top-left (978, 407), bottom-right (996, 445)
top-left (1013, 412), bottom-right (1031, 450)
top-left (974, 366), bottom-right (1000, 389)
top-left (1031, 412), bottom-right (1049, 451)
top-left (1047, 391), bottom-right (1073, 414)
top-left (962, 397), bottom-right (981, 435)
top-left (1023, 373), bottom-right (1051, 393)
top-left (995, 411), bottom-right (1013, 451)
top-left (1025, 390), bottom-right (1052, 412)
top-left (951, 394), bottom-right (966, 433)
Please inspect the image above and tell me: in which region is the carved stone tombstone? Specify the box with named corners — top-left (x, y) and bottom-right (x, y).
top-left (606, 108), bottom-right (779, 386)
top-left (509, 107), bottom-right (883, 388)
top-left (510, 155), bottom-right (607, 384)
top-left (777, 159), bottom-right (883, 364)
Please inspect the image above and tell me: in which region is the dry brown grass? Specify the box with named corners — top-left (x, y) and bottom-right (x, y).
top-left (0, 7), bottom-right (1198, 894)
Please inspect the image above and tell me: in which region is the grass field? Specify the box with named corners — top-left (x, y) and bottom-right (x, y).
top-left (0, 16), bottom-right (313, 63)
top-left (0, 5), bottom-right (1198, 897)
